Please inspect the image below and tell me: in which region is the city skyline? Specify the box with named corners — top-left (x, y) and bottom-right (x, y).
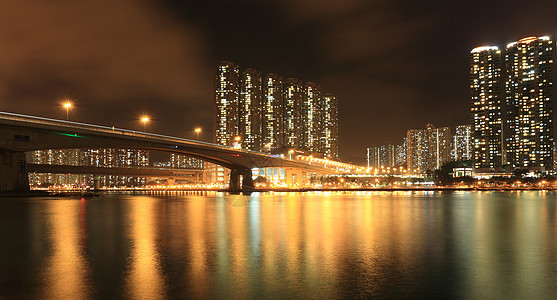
top-left (1, 1), bottom-right (557, 164)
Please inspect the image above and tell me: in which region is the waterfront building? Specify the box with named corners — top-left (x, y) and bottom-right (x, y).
top-left (170, 154), bottom-right (203, 169)
top-left (239, 69), bottom-right (262, 150)
top-left (407, 124), bottom-right (451, 174)
top-left (214, 62), bottom-right (339, 159)
top-left (214, 61), bottom-right (240, 146)
top-left (395, 139), bottom-right (407, 169)
top-left (283, 78), bottom-right (303, 150)
top-left (504, 36), bottom-right (554, 171)
top-left (262, 73), bottom-right (284, 152)
top-left (29, 148), bottom-right (149, 187)
top-left (367, 145), bottom-right (396, 170)
top-left (302, 82), bottom-right (320, 153)
top-left (470, 46), bottom-right (503, 171)
top-left (319, 94), bottom-right (339, 159)
top-left (453, 125), bottom-right (472, 161)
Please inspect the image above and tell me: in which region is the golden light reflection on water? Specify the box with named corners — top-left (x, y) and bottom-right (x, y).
top-left (125, 197), bottom-right (165, 300)
top-left (25, 191), bottom-right (557, 299)
top-left (43, 199), bottom-right (90, 299)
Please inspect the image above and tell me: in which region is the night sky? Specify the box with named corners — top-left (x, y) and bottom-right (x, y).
top-left (1, 0), bottom-right (557, 164)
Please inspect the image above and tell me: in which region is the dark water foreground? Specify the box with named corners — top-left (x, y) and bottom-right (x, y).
top-left (1, 191), bottom-right (556, 299)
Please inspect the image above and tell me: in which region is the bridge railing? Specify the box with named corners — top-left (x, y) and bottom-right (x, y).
top-left (0, 111), bottom-right (275, 157)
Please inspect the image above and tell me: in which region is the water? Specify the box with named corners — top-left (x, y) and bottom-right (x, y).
top-left (1, 191), bottom-right (557, 299)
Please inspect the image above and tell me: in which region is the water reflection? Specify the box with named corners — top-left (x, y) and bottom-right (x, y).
top-left (42, 199), bottom-right (90, 299)
top-left (125, 197), bottom-right (165, 299)
top-left (1, 192), bottom-right (557, 299)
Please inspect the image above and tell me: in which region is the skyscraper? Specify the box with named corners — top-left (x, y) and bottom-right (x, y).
top-left (320, 94), bottom-right (339, 159)
top-left (407, 124), bottom-right (451, 174)
top-left (239, 68), bottom-right (262, 150)
top-left (283, 78), bottom-right (303, 150)
top-left (453, 125), bottom-right (472, 161)
top-left (302, 82), bottom-right (320, 153)
top-left (262, 73), bottom-right (283, 152)
top-left (505, 36), bottom-right (554, 171)
top-left (470, 46), bottom-right (503, 171)
top-left (214, 62), bottom-right (339, 159)
top-left (214, 61), bottom-right (239, 146)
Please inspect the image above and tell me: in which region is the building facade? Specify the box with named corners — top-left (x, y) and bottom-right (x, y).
top-left (407, 124), bottom-right (451, 174)
top-left (453, 124), bottom-right (472, 161)
top-left (29, 148), bottom-right (149, 187)
top-left (214, 62), bottom-right (339, 160)
top-left (284, 78), bottom-right (303, 149)
top-left (504, 36), bottom-right (554, 171)
top-left (470, 46), bottom-right (503, 171)
top-left (239, 68), bottom-right (262, 151)
top-left (262, 73), bottom-right (284, 152)
top-left (214, 61), bottom-right (240, 146)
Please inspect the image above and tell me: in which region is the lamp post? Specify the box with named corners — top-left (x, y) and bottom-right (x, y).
top-left (195, 128), bottom-right (201, 140)
top-left (62, 101), bottom-right (72, 120)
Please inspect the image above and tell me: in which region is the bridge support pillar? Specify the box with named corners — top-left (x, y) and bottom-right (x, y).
top-left (0, 150), bottom-right (29, 193)
top-left (229, 168), bottom-right (254, 194)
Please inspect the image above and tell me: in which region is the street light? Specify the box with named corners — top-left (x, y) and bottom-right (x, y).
top-left (62, 101), bottom-right (72, 120)
top-left (288, 149), bottom-right (294, 160)
top-left (140, 115), bottom-right (150, 132)
top-left (195, 128), bottom-right (201, 140)
top-left (233, 136), bottom-right (242, 149)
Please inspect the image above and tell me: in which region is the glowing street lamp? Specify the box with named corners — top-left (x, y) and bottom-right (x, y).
top-left (194, 128), bottom-right (201, 140)
top-left (140, 115), bottom-right (150, 132)
top-left (62, 101), bottom-right (73, 120)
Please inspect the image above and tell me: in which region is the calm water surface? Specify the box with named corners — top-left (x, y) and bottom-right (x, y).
top-left (1, 191), bottom-right (557, 299)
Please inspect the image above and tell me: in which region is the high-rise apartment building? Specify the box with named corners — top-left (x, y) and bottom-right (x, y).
top-left (284, 78), bottom-right (303, 149)
top-left (395, 138), bottom-right (407, 169)
top-left (214, 61), bottom-right (240, 146)
top-left (320, 94), bottom-right (339, 159)
top-left (470, 46), bottom-right (503, 171)
top-left (262, 74), bottom-right (284, 152)
top-left (367, 145), bottom-right (396, 170)
top-left (214, 62), bottom-right (338, 160)
top-left (453, 125), bottom-right (472, 161)
top-left (505, 36), bottom-right (554, 170)
top-left (302, 82), bottom-right (320, 153)
top-left (407, 124), bottom-right (451, 174)
top-left (239, 68), bottom-right (262, 150)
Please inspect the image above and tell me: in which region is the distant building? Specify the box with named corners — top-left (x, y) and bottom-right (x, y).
top-left (239, 68), bottom-right (262, 151)
top-left (453, 125), bottom-right (472, 161)
top-left (262, 73), bottom-right (284, 152)
top-left (284, 78), bottom-right (303, 150)
top-left (470, 45), bottom-right (503, 171)
top-left (214, 62), bottom-right (339, 160)
top-left (407, 124), bottom-right (451, 174)
top-left (302, 82), bottom-right (321, 153)
top-left (214, 61), bottom-right (240, 147)
top-left (505, 36), bottom-right (554, 171)
top-left (170, 154), bottom-right (203, 169)
top-left (367, 145), bottom-right (395, 170)
top-left (395, 139), bottom-right (407, 169)
top-left (29, 148), bottom-right (149, 187)
top-left (319, 94), bottom-right (339, 159)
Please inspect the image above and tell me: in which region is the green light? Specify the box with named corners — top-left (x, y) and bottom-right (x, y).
top-left (56, 132), bottom-right (85, 138)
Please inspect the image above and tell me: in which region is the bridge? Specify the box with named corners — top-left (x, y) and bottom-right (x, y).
top-left (0, 111), bottom-right (334, 193)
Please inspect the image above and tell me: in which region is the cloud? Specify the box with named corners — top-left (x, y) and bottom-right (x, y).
top-left (0, 0), bottom-right (212, 126)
